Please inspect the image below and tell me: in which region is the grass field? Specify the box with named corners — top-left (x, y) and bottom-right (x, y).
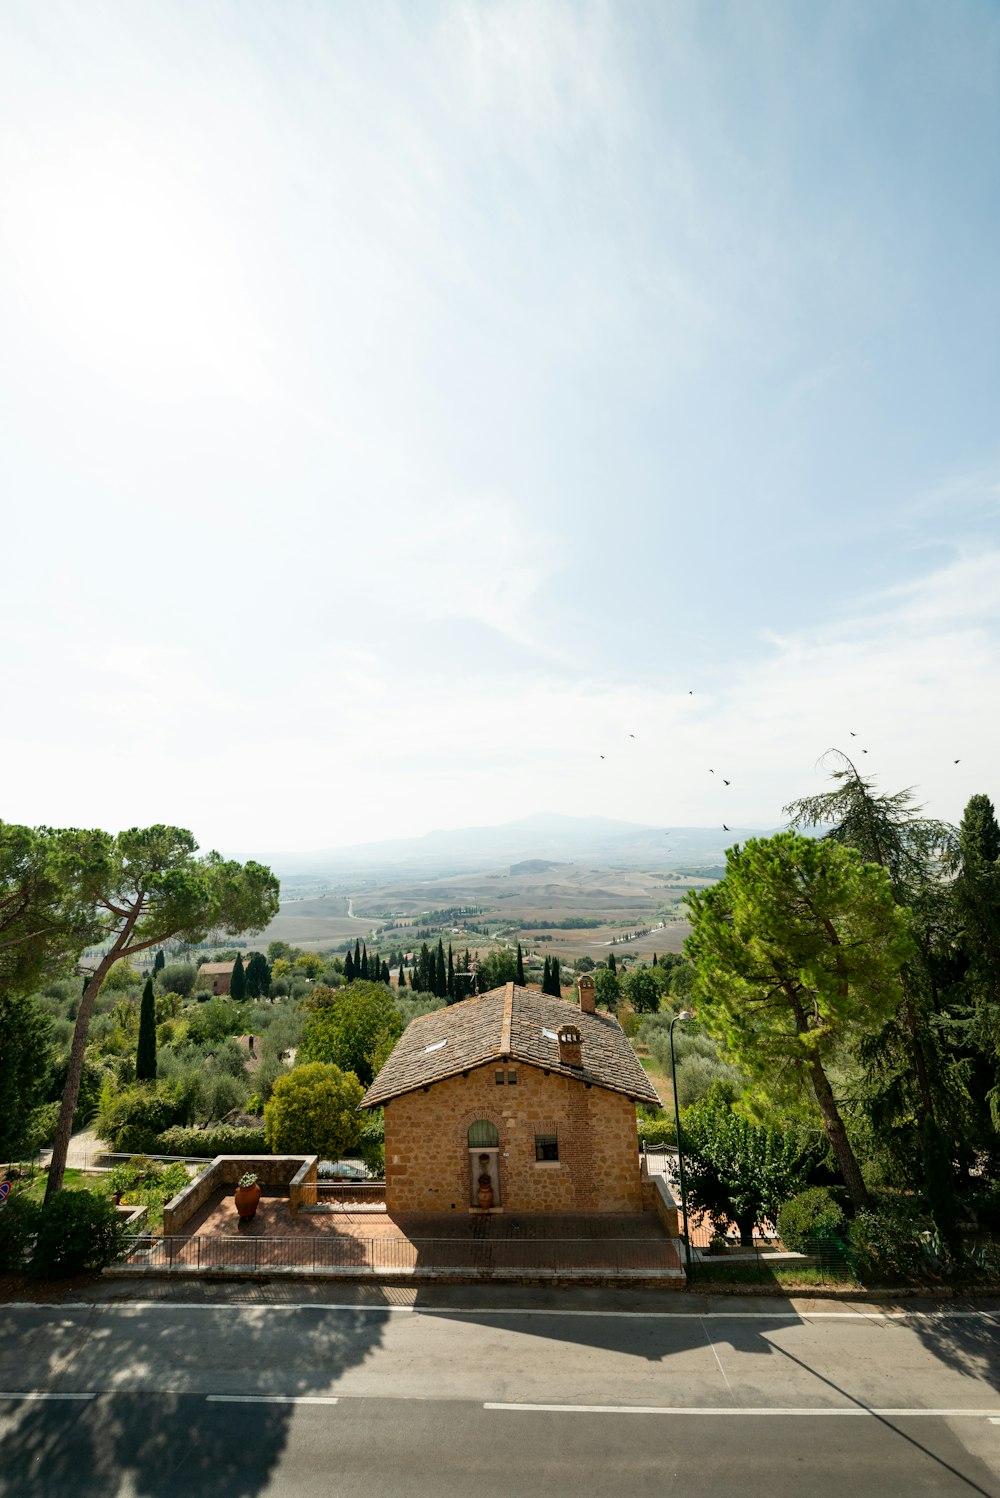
top-left (17, 1167), bottom-right (96, 1204)
top-left (635, 1048), bottom-right (673, 1110)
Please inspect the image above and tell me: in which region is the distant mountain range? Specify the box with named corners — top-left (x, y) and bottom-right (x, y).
top-left (251, 813), bottom-right (786, 879)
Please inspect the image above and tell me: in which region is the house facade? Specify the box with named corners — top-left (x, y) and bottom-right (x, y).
top-left (361, 977), bottom-right (660, 1215)
top-left (194, 961), bottom-right (234, 996)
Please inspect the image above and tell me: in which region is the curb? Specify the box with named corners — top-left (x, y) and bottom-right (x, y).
top-left (103, 1265), bottom-right (689, 1288)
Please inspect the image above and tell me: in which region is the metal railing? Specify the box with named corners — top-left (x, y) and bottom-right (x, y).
top-left (312, 1182), bottom-right (387, 1205)
top-left (122, 1233), bottom-right (682, 1274)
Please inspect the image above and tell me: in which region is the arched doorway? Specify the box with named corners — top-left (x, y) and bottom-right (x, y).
top-left (468, 1119), bottom-right (500, 1208)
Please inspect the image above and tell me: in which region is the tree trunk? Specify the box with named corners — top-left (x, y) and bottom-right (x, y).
top-left (44, 944), bottom-right (124, 1200)
top-left (736, 1212), bottom-right (755, 1249)
top-left (808, 1057), bottom-right (870, 1211)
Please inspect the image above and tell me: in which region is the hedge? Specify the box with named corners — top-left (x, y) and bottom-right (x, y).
top-left (155, 1125), bottom-right (268, 1158)
top-left (637, 1117), bottom-right (677, 1149)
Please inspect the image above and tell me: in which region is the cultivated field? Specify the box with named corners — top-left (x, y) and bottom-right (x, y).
top-left (254, 861), bottom-right (710, 959)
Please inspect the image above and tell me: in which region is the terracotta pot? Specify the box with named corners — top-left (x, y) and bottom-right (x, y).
top-left (477, 1175), bottom-right (494, 1210)
top-left (235, 1182), bottom-right (261, 1219)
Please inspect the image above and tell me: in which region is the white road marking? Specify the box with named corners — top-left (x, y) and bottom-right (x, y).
top-left (484, 1403), bottom-right (1000, 1417)
top-left (206, 1395), bottom-right (340, 1405)
top-left (0, 1392), bottom-right (96, 1401)
top-left (8, 1303), bottom-right (1000, 1322)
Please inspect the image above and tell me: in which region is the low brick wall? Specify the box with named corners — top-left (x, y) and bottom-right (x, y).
top-left (163, 1155), bottom-right (317, 1235)
top-left (289, 1156), bottom-right (318, 1212)
top-left (642, 1174), bottom-right (680, 1236)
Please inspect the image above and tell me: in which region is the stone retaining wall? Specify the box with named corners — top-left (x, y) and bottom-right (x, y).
top-left (641, 1174), bottom-right (680, 1236)
top-left (162, 1155), bottom-right (317, 1235)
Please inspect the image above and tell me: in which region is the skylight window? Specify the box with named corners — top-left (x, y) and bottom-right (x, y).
top-left (424, 1038), bottom-right (448, 1054)
top-left (542, 1028), bottom-right (559, 1041)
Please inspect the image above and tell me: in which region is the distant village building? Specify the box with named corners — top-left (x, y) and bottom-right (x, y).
top-left (361, 976), bottom-right (660, 1215)
top-left (194, 961), bottom-right (235, 996)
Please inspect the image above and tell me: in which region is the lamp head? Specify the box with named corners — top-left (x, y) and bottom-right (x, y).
top-left (677, 1009), bottom-right (694, 1021)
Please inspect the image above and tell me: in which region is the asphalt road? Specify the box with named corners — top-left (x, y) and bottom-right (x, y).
top-left (2, 1290), bottom-right (999, 1497)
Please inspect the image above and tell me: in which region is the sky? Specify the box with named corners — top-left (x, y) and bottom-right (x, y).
top-left (2, 0), bottom-right (999, 856)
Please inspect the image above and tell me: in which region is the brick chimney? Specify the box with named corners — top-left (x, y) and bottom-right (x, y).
top-left (557, 1024), bottom-right (583, 1068)
top-left (577, 974), bottom-right (595, 1014)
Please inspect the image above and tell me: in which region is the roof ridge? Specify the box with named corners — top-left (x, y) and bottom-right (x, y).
top-left (500, 983), bottom-right (513, 1055)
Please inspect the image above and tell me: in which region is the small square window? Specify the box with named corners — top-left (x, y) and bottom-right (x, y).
top-left (495, 1070), bottom-right (505, 1085)
top-left (507, 1069), bottom-right (517, 1085)
top-left (535, 1134), bottom-right (559, 1162)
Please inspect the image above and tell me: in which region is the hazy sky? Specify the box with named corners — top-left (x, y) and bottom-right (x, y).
top-left (2, 1), bottom-right (999, 855)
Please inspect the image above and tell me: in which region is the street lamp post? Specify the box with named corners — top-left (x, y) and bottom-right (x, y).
top-left (668, 1010), bottom-right (694, 1280)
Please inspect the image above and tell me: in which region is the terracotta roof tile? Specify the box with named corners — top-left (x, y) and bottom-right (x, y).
top-left (361, 984), bottom-right (660, 1108)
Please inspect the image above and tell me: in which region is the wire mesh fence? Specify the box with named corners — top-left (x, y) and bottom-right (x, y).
top-left (122, 1233), bottom-right (683, 1274)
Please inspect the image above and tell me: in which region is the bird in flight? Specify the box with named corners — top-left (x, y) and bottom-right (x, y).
top-left (708, 768), bottom-right (715, 774)
top-left (688, 690), bottom-right (693, 695)
top-left (723, 823), bottom-right (730, 831)
top-left (723, 779), bottom-right (730, 786)
top-left (629, 733), bottom-right (635, 739)
top-left (954, 758), bottom-right (961, 764)
top-left (850, 731), bottom-right (856, 737)
top-left (600, 754), bottom-right (605, 760)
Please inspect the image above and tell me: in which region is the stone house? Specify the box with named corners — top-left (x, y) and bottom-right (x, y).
top-left (361, 976), bottom-right (661, 1214)
top-left (194, 961), bottom-right (234, 996)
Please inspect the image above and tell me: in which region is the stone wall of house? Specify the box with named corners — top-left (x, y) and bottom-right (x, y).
top-left (383, 1063), bottom-right (643, 1214)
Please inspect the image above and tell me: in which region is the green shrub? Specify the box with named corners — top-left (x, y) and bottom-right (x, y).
top-left (777, 1187), bottom-right (846, 1252)
top-left (848, 1197), bottom-right (928, 1282)
top-left (29, 1192), bottom-right (129, 1279)
top-left (0, 1194), bottom-right (41, 1272)
top-left (105, 1155), bottom-right (190, 1207)
top-left (264, 1063), bottom-right (363, 1158)
top-left (97, 1082), bottom-right (191, 1152)
top-left (155, 1124), bottom-right (268, 1157)
top-left (637, 1117), bottom-right (677, 1149)
top-left (359, 1109), bottom-right (385, 1174)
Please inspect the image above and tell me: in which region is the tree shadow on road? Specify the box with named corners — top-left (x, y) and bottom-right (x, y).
top-left (901, 1302), bottom-right (1000, 1393)
top-left (0, 1298), bottom-right (387, 1498)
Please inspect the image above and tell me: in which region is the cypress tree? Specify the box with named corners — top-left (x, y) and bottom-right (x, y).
top-left (447, 944), bottom-right (455, 999)
top-left (354, 939), bottom-right (361, 974)
top-left (542, 956), bottom-right (551, 993)
top-left (230, 953), bottom-right (246, 1002)
top-left (381, 959), bottom-right (390, 985)
top-left (345, 949), bottom-right (355, 982)
top-left (398, 960), bottom-right (406, 989)
top-left (361, 943), bottom-right (369, 980)
top-left (136, 977), bottom-right (157, 1082)
top-left (516, 944), bottom-right (525, 985)
top-left (436, 940), bottom-right (447, 999)
top-left (551, 955), bottom-right (560, 994)
top-left (245, 951), bottom-right (271, 999)
top-left (608, 951), bottom-right (617, 975)
top-left (153, 949), bottom-right (165, 975)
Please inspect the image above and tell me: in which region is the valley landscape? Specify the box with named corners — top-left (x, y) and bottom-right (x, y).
top-left (249, 814), bottom-right (748, 958)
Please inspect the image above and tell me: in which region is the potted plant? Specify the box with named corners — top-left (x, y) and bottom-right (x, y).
top-left (708, 1233), bottom-right (729, 1256)
top-left (476, 1153), bottom-right (494, 1209)
top-left (234, 1171), bottom-right (261, 1219)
